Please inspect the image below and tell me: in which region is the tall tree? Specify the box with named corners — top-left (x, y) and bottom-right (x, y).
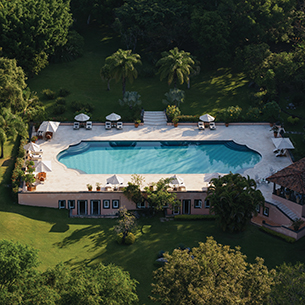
top-left (0, 57), bottom-right (27, 113)
top-left (156, 47), bottom-right (195, 88)
top-left (207, 173), bottom-right (264, 232)
top-left (0, 108), bottom-right (27, 158)
top-left (105, 49), bottom-right (141, 96)
top-left (269, 262), bottom-right (305, 304)
top-left (0, 0), bottom-right (73, 74)
top-left (151, 237), bottom-right (274, 304)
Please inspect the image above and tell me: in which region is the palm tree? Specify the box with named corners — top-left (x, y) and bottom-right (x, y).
top-left (0, 107), bottom-right (27, 158)
top-left (105, 49), bottom-right (141, 96)
top-left (156, 47), bottom-right (195, 88)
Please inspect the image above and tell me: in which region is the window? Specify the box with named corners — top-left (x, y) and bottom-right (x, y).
top-left (68, 200), bottom-right (75, 209)
top-left (137, 201), bottom-right (145, 209)
top-left (112, 200), bottom-right (120, 209)
top-left (194, 199), bottom-right (202, 208)
top-left (204, 199), bottom-right (210, 208)
top-left (103, 200), bottom-right (110, 209)
top-left (256, 204), bottom-right (260, 213)
top-left (58, 200), bottom-right (66, 209)
top-left (263, 207), bottom-right (269, 217)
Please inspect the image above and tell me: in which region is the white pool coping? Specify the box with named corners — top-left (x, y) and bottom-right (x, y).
top-left (24, 123), bottom-right (292, 193)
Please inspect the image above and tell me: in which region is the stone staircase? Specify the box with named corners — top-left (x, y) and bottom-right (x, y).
top-left (143, 111), bottom-right (167, 126)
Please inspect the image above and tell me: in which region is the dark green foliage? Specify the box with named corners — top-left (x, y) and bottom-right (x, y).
top-left (71, 101), bottom-right (95, 113)
top-left (174, 215), bottom-right (216, 221)
top-left (116, 233), bottom-right (124, 244)
top-left (55, 97), bottom-right (66, 105)
top-left (207, 173), bottom-right (264, 232)
top-left (42, 89), bottom-right (57, 100)
top-left (51, 30), bottom-right (84, 63)
top-left (259, 227), bottom-right (296, 243)
top-left (0, 57), bottom-right (27, 113)
top-left (176, 115), bottom-right (199, 122)
top-left (53, 104), bottom-right (67, 115)
top-left (0, 0), bottom-right (73, 74)
top-left (58, 88), bottom-right (70, 97)
top-left (269, 262), bottom-right (305, 304)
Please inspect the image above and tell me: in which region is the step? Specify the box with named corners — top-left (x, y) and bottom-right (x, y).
top-left (143, 111), bottom-right (167, 126)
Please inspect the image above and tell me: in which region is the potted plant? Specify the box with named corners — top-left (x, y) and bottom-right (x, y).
top-left (172, 117), bottom-right (179, 127)
top-left (31, 136), bottom-right (38, 143)
top-left (270, 124), bottom-right (279, 138)
top-left (24, 173), bottom-right (36, 191)
top-left (87, 184), bottom-right (93, 191)
top-left (96, 182), bottom-right (101, 191)
top-left (134, 120), bottom-right (141, 128)
top-left (292, 218), bottom-right (304, 231)
top-left (285, 188), bottom-right (291, 200)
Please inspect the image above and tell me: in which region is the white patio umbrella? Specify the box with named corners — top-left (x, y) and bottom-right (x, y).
top-left (34, 161), bottom-right (52, 174)
top-left (74, 113), bottom-right (90, 122)
top-left (204, 172), bottom-right (225, 182)
top-left (199, 114), bottom-right (215, 122)
top-left (106, 174), bottom-right (124, 185)
top-left (272, 138), bottom-right (295, 150)
top-left (170, 175), bottom-right (184, 185)
top-left (23, 142), bottom-right (41, 153)
top-left (38, 121), bottom-right (60, 133)
top-left (106, 113), bottom-right (121, 121)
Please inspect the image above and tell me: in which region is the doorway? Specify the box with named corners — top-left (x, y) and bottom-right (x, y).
top-left (182, 200), bottom-right (191, 214)
top-left (78, 200), bottom-right (87, 215)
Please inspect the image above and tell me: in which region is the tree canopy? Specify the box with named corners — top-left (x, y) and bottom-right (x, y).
top-left (0, 0), bottom-right (73, 74)
top-left (207, 173), bottom-right (265, 232)
top-left (105, 49), bottom-right (141, 96)
top-left (151, 237), bottom-right (274, 304)
top-left (0, 240), bottom-right (139, 304)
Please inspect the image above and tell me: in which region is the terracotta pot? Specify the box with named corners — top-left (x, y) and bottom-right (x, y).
top-left (96, 187), bottom-right (101, 191)
top-left (274, 132), bottom-right (278, 138)
top-left (27, 185), bottom-right (36, 191)
top-left (225, 123), bottom-right (229, 127)
top-left (88, 189), bottom-right (92, 192)
top-left (135, 123), bottom-right (139, 128)
top-left (174, 123), bottom-right (178, 127)
top-left (285, 194), bottom-right (290, 200)
top-left (269, 122), bottom-right (274, 127)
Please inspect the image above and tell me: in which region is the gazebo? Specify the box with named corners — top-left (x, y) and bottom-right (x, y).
top-left (266, 157), bottom-right (305, 204)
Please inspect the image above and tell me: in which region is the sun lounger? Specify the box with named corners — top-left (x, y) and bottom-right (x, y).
top-left (32, 149), bottom-right (43, 155)
top-left (73, 122), bottom-right (80, 130)
top-left (105, 121), bottom-right (111, 130)
top-left (29, 153), bottom-right (42, 161)
top-left (116, 122), bottom-right (123, 130)
top-left (86, 121), bottom-right (92, 130)
top-left (276, 149), bottom-right (287, 157)
top-left (209, 122), bottom-right (216, 130)
top-left (198, 122), bottom-right (205, 130)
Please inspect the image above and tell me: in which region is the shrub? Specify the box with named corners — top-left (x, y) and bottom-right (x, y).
top-left (166, 105), bottom-right (181, 121)
top-left (125, 232), bottom-right (136, 245)
top-left (259, 226), bottom-right (296, 243)
top-left (246, 107), bottom-right (261, 122)
top-left (174, 214), bottom-right (216, 221)
top-left (71, 101), bottom-right (95, 112)
top-left (42, 89), bottom-right (56, 100)
top-left (55, 97), bottom-right (66, 105)
top-left (176, 115), bottom-right (199, 122)
top-left (116, 233), bottom-right (124, 244)
top-left (58, 88), bottom-right (70, 97)
top-left (53, 104), bottom-right (67, 115)
top-left (287, 116), bottom-right (299, 125)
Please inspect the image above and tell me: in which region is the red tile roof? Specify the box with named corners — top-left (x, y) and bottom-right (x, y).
top-left (266, 158), bottom-right (305, 194)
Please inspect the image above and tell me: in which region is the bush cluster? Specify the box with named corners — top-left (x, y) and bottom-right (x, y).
top-left (287, 116), bottom-right (300, 125)
top-left (11, 136), bottom-right (27, 194)
top-left (125, 232), bottom-right (136, 244)
top-left (259, 226), bottom-right (296, 243)
top-left (71, 101), bottom-right (95, 113)
top-left (58, 88), bottom-right (70, 97)
top-left (176, 115), bottom-right (199, 122)
top-left (116, 233), bottom-right (124, 244)
top-left (42, 89), bottom-right (56, 100)
top-left (174, 214), bottom-right (216, 221)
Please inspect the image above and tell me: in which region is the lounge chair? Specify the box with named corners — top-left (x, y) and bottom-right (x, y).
top-left (32, 149), bottom-right (43, 155)
top-left (276, 149), bottom-right (287, 157)
top-left (29, 153), bottom-right (42, 161)
top-left (209, 122), bottom-right (216, 130)
top-left (116, 122), bottom-right (123, 130)
top-left (198, 122), bottom-right (205, 130)
top-left (105, 121), bottom-right (111, 130)
top-left (73, 122), bottom-right (80, 130)
top-left (37, 130), bottom-right (44, 139)
top-left (86, 121), bottom-right (92, 130)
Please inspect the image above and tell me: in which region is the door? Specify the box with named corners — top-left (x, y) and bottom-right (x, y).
top-left (182, 200), bottom-right (191, 214)
top-left (91, 200), bottom-right (100, 215)
top-left (78, 200), bottom-right (87, 215)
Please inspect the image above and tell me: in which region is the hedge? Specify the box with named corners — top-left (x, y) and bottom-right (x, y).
top-left (176, 115), bottom-right (199, 122)
top-left (259, 226), bottom-right (296, 243)
top-left (174, 214), bottom-right (216, 221)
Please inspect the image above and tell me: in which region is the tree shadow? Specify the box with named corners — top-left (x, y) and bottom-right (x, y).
top-left (50, 223), bottom-right (70, 233)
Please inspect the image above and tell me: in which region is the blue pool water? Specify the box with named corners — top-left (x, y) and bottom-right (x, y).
top-left (57, 141), bottom-right (261, 174)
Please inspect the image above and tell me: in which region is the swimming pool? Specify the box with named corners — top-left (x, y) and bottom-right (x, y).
top-left (57, 141), bottom-right (261, 174)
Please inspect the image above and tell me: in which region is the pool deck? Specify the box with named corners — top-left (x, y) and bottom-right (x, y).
top-left (25, 123), bottom-right (292, 193)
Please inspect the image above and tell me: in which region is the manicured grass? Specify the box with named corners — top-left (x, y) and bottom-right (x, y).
top-left (27, 26), bottom-right (252, 122)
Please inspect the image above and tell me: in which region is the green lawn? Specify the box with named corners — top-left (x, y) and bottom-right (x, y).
top-left (27, 26), bottom-right (252, 122)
